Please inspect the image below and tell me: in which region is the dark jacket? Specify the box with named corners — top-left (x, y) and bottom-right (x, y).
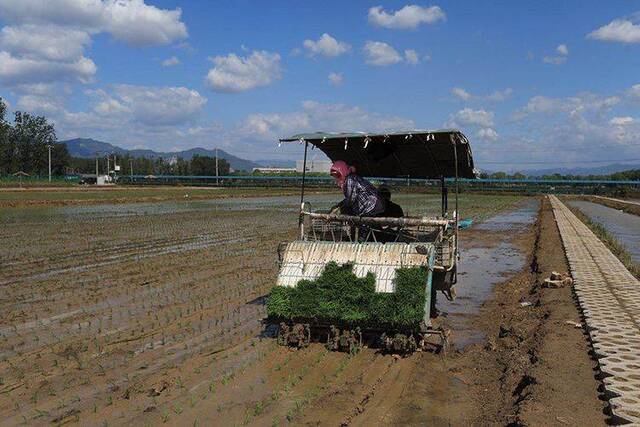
top-left (338, 174), bottom-right (385, 216)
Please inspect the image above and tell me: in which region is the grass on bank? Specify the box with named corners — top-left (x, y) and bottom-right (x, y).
top-left (0, 177), bottom-right (75, 188)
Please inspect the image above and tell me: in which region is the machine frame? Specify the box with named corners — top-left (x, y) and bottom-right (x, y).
top-left (273, 130), bottom-right (475, 352)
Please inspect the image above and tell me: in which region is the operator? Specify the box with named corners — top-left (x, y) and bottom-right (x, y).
top-left (377, 185), bottom-right (404, 218)
top-left (329, 160), bottom-right (385, 216)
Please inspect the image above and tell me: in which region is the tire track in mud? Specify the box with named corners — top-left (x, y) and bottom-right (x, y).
top-left (293, 350), bottom-right (397, 426)
top-left (1, 299), bottom-right (268, 425)
top-left (0, 234), bottom-right (253, 286)
top-left (0, 205), bottom-right (295, 425)
top-left (346, 354), bottom-right (420, 426)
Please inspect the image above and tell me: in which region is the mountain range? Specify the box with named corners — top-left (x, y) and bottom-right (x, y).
top-left (62, 138), bottom-right (638, 176)
top-left (518, 163), bottom-right (640, 177)
top-left (61, 138), bottom-right (262, 172)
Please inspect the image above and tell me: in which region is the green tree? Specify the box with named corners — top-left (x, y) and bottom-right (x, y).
top-left (0, 98), bottom-right (12, 175)
top-left (11, 110), bottom-right (57, 175)
top-left (190, 155), bottom-right (229, 176)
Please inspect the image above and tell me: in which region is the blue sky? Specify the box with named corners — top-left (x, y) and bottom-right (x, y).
top-left (0, 0), bottom-right (639, 170)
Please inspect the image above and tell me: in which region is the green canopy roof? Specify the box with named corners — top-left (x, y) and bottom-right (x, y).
top-left (280, 130), bottom-right (475, 179)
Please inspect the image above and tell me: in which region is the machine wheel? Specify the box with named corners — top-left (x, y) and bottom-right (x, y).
top-left (277, 323), bottom-right (310, 348)
top-left (277, 323), bottom-right (289, 346)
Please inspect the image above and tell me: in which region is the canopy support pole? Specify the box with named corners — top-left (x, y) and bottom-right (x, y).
top-left (440, 175), bottom-right (448, 217)
top-left (453, 136), bottom-right (459, 285)
top-left (299, 140), bottom-right (309, 226)
top-left (300, 141), bottom-right (308, 204)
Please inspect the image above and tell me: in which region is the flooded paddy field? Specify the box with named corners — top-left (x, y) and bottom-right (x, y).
top-left (568, 200), bottom-right (640, 264)
top-left (0, 188), bottom-right (605, 425)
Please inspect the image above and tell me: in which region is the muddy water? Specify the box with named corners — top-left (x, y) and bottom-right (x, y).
top-left (441, 199), bottom-right (539, 348)
top-left (568, 200), bottom-right (640, 263)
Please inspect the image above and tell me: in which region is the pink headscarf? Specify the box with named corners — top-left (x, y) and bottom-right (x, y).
top-left (330, 160), bottom-right (355, 189)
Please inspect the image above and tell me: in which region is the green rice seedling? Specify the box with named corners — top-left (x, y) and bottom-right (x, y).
top-left (267, 262), bottom-right (429, 330)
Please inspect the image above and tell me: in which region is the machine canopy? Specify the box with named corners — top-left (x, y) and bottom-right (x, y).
top-left (280, 130), bottom-right (475, 179)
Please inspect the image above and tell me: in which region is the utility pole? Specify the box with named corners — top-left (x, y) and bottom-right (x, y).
top-left (106, 155), bottom-right (110, 177)
top-left (215, 147), bottom-right (219, 185)
top-left (95, 152), bottom-right (99, 179)
top-left (130, 159), bottom-right (133, 178)
top-left (47, 144), bottom-right (52, 182)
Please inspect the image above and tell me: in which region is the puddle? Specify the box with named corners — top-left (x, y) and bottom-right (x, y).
top-left (440, 200), bottom-right (538, 349)
top-left (568, 200), bottom-right (640, 263)
top-left (475, 199), bottom-right (539, 232)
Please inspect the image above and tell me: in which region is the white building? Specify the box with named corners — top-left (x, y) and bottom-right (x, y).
top-left (296, 159), bottom-right (332, 173)
top-left (252, 167), bottom-right (297, 174)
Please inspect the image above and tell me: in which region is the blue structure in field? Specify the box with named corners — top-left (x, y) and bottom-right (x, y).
top-left (113, 174), bottom-right (640, 195)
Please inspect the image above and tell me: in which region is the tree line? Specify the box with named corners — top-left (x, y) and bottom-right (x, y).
top-left (0, 98), bottom-right (70, 176)
top-left (478, 170), bottom-right (640, 181)
top-left (69, 154), bottom-right (230, 176)
top-left (0, 98), bottom-right (231, 177)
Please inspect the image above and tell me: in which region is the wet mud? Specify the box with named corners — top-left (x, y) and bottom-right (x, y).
top-left (0, 193), bottom-right (605, 426)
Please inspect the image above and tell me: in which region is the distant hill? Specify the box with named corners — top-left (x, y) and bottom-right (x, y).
top-left (522, 163), bottom-right (640, 177)
top-left (61, 138), bottom-right (262, 172)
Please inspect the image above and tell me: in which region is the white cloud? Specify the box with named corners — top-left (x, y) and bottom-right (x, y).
top-left (486, 88), bottom-right (513, 102)
top-left (452, 87), bottom-right (512, 102)
top-left (404, 49), bottom-right (419, 65)
top-left (609, 116), bottom-right (635, 126)
top-left (446, 108), bottom-right (498, 142)
top-left (0, 0), bottom-right (187, 88)
top-left (449, 108), bottom-right (495, 128)
top-left (543, 43), bottom-right (569, 65)
top-left (303, 33), bottom-right (350, 58)
top-left (16, 93), bottom-right (65, 115)
top-left (588, 18), bottom-right (640, 44)
top-left (161, 56), bottom-right (180, 67)
top-left (516, 93), bottom-right (620, 117)
top-left (628, 84), bottom-right (640, 99)
top-left (107, 85), bottom-right (206, 126)
top-left (328, 72), bottom-right (343, 86)
top-left (0, 24), bottom-right (91, 61)
top-left (477, 127), bottom-right (498, 141)
top-left (40, 84), bottom-right (209, 151)
top-left (452, 87), bottom-right (472, 100)
top-left (543, 55), bottom-right (566, 65)
top-left (0, 51), bottom-right (96, 84)
top-left (240, 101), bottom-right (415, 140)
top-left (368, 5), bottom-right (445, 29)
top-left (556, 44), bottom-right (569, 55)
top-left (0, 0), bottom-right (187, 46)
top-left (205, 50), bottom-right (282, 93)
top-left (492, 86), bottom-right (640, 170)
top-left (363, 41), bottom-right (402, 66)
